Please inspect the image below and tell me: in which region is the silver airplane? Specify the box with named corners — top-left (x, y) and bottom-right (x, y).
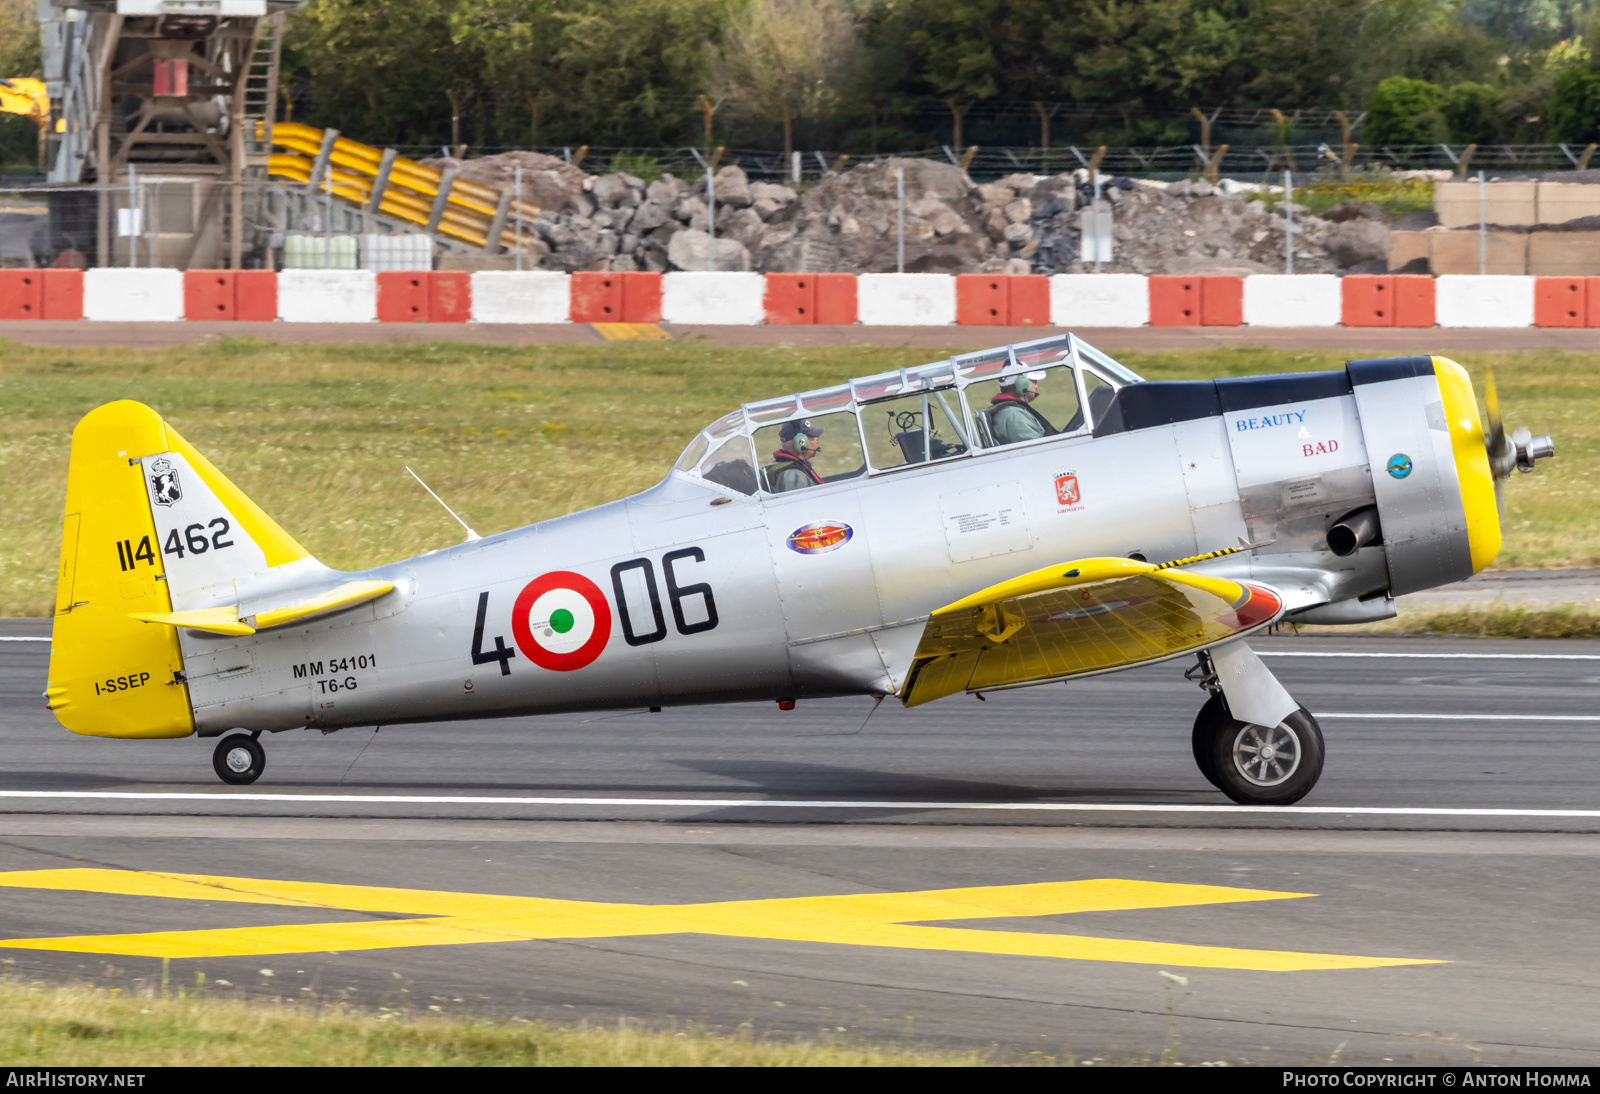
top-left (46, 333), bottom-right (1553, 805)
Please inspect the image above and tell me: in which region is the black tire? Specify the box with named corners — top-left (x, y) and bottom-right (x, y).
top-left (213, 734), bottom-right (265, 786)
top-left (1191, 694), bottom-right (1324, 805)
top-left (1190, 697), bottom-right (1227, 791)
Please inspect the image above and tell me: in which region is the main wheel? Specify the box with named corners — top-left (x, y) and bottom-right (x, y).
top-left (1191, 694), bottom-right (1324, 805)
top-left (212, 734), bottom-right (265, 786)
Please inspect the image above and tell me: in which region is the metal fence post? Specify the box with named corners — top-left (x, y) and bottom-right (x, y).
top-left (323, 173), bottom-right (332, 270)
top-left (707, 165), bottom-right (716, 273)
top-left (896, 166), bottom-right (905, 274)
top-left (1284, 169), bottom-right (1294, 276)
top-left (514, 164), bottom-right (523, 272)
top-left (1478, 169), bottom-right (1487, 276)
top-left (1092, 173), bottom-right (1101, 275)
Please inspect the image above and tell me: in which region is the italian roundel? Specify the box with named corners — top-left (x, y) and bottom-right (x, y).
top-left (512, 571), bottom-right (613, 671)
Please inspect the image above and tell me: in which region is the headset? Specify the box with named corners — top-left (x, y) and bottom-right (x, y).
top-left (1003, 372), bottom-right (1042, 396)
top-left (794, 432), bottom-right (812, 452)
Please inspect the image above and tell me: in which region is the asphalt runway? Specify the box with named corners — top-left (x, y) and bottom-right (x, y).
top-left (3, 619), bottom-right (1600, 1063)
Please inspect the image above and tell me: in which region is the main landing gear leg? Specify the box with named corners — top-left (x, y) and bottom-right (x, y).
top-left (213, 732), bottom-right (266, 786)
top-left (1186, 646), bottom-right (1324, 805)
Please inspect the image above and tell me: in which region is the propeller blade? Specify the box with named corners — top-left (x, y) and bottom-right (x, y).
top-left (1484, 367), bottom-right (1514, 482)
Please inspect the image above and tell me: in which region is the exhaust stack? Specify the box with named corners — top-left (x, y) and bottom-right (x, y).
top-left (1326, 506), bottom-right (1381, 557)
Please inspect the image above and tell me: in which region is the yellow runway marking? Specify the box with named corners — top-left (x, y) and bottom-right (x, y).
top-left (0, 870), bottom-right (1440, 971)
top-left (592, 323), bottom-right (671, 341)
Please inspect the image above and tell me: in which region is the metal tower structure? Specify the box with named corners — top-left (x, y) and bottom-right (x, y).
top-left (39, 0), bottom-right (303, 268)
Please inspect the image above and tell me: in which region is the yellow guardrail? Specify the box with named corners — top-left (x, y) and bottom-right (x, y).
top-left (263, 122), bottom-right (539, 250)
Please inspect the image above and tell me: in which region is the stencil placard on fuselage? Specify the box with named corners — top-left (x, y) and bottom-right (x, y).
top-left (140, 451), bottom-right (267, 609)
top-left (1224, 396), bottom-right (1368, 490)
top-left (939, 482), bottom-right (1032, 563)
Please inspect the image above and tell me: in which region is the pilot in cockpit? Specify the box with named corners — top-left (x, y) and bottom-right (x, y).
top-left (987, 371), bottom-right (1056, 445)
top-left (763, 418), bottom-right (826, 492)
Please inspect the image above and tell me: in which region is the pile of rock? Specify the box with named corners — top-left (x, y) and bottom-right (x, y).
top-left (1080, 180), bottom-right (1389, 275)
top-left (429, 150), bottom-right (1390, 276)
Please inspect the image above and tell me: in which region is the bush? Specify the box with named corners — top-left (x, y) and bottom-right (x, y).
top-left (1365, 76), bottom-right (1446, 146)
top-left (1547, 67), bottom-right (1600, 144)
top-left (1441, 81), bottom-right (1504, 143)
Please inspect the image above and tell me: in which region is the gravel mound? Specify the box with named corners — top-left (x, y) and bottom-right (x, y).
top-left (432, 150), bottom-right (1387, 275)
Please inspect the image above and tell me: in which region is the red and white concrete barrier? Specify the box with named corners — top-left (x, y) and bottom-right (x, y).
top-left (858, 273), bottom-right (956, 325)
top-left (472, 271), bottom-right (568, 323)
top-left (1242, 275), bottom-right (1341, 327)
top-left (278, 270), bottom-right (377, 323)
top-left (1436, 275), bottom-right (1535, 328)
top-left (15, 267), bottom-right (1600, 328)
top-left (662, 272), bottom-right (766, 325)
top-left (84, 268), bottom-right (184, 322)
top-left (1051, 274), bottom-right (1148, 328)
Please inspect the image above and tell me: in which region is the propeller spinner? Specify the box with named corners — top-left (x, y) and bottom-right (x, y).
top-left (1484, 368), bottom-right (1555, 516)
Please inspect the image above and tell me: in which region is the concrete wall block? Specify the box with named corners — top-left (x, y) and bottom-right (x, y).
top-left (1387, 230), bottom-right (1429, 271)
top-left (1050, 274), bottom-right (1148, 327)
top-left (661, 271), bottom-right (766, 324)
top-left (1528, 232), bottom-right (1600, 276)
top-left (83, 267), bottom-right (184, 322)
top-left (857, 273), bottom-right (956, 326)
top-left (471, 271), bottom-right (570, 323)
top-left (278, 270), bottom-right (377, 322)
top-left (1242, 274), bottom-right (1341, 327)
top-left (1435, 275), bottom-right (1535, 328)
top-left (1436, 180), bottom-right (1537, 228)
top-left (1537, 182), bottom-right (1600, 225)
top-left (1429, 231), bottom-right (1528, 276)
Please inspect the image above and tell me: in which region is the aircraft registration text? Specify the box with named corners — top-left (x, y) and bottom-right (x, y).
top-left (293, 654), bottom-right (376, 680)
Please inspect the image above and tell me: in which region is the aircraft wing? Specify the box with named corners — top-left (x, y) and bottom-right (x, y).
top-left (901, 557), bottom-right (1284, 707)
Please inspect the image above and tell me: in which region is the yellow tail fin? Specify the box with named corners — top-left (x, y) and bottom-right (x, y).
top-left (47, 401), bottom-right (310, 739)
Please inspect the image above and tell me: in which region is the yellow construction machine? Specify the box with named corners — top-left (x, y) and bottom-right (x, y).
top-left (0, 77), bottom-right (50, 168)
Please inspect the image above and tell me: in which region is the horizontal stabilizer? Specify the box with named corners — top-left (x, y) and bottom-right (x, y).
top-left (130, 607), bottom-right (253, 637)
top-left (253, 580), bottom-right (393, 629)
top-left (130, 580), bottom-right (394, 637)
top-left (901, 557), bottom-right (1283, 708)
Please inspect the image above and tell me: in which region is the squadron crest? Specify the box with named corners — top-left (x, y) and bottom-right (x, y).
top-left (149, 457), bottom-right (182, 507)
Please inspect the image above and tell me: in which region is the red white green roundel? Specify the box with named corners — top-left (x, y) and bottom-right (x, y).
top-left (512, 571), bottom-right (613, 671)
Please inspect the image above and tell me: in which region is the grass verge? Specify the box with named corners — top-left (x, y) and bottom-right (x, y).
top-left (1248, 176), bottom-right (1436, 219)
top-left (1405, 604), bottom-right (1600, 639)
top-left (0, 338), bottom-right (1592, 616)
top-left (0, 977), bottom-right (1005, 1066)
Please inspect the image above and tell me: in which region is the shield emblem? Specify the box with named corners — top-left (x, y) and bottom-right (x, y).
top-left (149, 457), bottom-right (182, 507)
top-left (1054, 471), bottom-right (1080, 507)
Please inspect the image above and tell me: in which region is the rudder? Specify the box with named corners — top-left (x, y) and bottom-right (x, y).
top-left (47, 401), bottom-right (311, 738)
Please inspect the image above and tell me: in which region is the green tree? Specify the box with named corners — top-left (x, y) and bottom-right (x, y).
top-left (1044, 0), bottom-right (1248, 114)
top-left (1548, 65), bottom-right (1600, 142)
top-left (1364, 74), bottom-right (1446, 145)
top-left (286, 0), bottom-right (487, 149)
top-left (905, 0), bottom-right (1004, 146)
top-left (1441, 80), bottom-right (1504, 142)
top-left (546, 0), bottom-right (724, 147)
top-left (451, 0), bottom-right (564, 146)
top-left (714, 0), bottom-right (862, 159)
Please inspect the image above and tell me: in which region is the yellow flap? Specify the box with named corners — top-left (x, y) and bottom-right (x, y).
top-left (130, 607), bottom-right (255, 637)
top-left (253, 580), bottom-right (393, 630)
top-left (901, 557), bottom-right (1284, 708)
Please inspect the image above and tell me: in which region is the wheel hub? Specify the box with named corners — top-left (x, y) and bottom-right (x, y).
top-left (226, 747), bottom-right (253, 774)
top-left (1231, 722), bottom-right (1301, 787)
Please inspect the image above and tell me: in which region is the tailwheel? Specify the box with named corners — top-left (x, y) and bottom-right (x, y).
top-left (212, 733), bottom-right (265, 786)
top-left (1191, 694), bottom-right (1324, 805)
